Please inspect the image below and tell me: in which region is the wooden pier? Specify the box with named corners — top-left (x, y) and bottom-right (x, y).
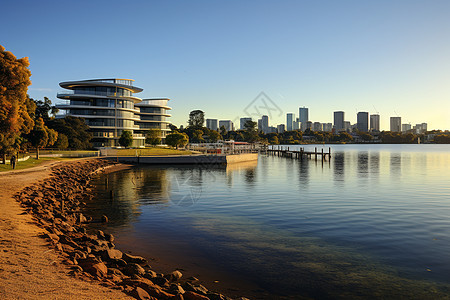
top-left (266, 146), bottom-right (331, 161)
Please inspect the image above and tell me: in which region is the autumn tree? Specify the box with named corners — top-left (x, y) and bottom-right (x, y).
top-left (0, 45), bottom-right (34, 163)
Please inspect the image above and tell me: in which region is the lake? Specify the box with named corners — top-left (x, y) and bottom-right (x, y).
top-left (87, 144), bottom-right (450, 299)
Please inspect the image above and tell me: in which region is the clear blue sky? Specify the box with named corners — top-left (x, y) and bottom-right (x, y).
top-left (2, 0), bottom-right (449, 130)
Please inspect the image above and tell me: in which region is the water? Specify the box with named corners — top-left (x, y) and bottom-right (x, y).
top-left (87, 144), bottom-right (450, 299)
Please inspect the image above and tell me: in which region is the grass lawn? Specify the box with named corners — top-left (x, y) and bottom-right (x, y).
top-left (0, 157), bottom-right (70, 173)
top-left (108, 147), bottom-right (192, 156)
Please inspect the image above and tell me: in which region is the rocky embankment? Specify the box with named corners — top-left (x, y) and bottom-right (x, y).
top-left (15, 159), bottom-right (245, 300)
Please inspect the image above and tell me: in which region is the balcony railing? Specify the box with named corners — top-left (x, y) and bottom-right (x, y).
top-left (57, 90), bottom-right (133, 98)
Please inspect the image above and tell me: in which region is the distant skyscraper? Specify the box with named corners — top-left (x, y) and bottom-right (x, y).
top-left (293, 120), bottom-right (300, 130)
top-left (277, 124), bottom-right (285, 133)
top-left (413, 123), bottom-right (427, 134)
top-left (370, 114), bottom-right (380, 132)
top-left (299, 107), bottom-right (308, 124)
top-left (402, 124), bottom-right (411, 132)
top-left (313, 122), bottom-right (322, 131)
top-left (334, 111), bottom-right (345, 131)
top-left (323, 123), bottom-right (333, 132)
top-left (390, 117), bottom-right (401, 132)
top-left (219, 120), bottom-right (234, 132)
top-left (206, 119), bottom-right (218, 131)
top-left (356, 112), bottom-right (369, 132)
top-left (344, 121), bottom-right (351, 132)
top-left (286, 113), bottom-right (295, 131)
top-left (261, 115), bottom-right (269, 134)
top-left (240, 117), bottom-right (252, 130)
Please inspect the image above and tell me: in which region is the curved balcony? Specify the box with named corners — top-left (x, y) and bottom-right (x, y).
top-left (57, 90), bottom-right (142, 103)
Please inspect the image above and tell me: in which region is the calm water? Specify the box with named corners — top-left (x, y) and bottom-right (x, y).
top-left (88, 144), bottom-right (450, 299)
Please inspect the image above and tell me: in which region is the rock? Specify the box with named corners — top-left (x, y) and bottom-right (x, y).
top-left (121, 278), bottom-right (175, 299)
top-left (101, 249), bottom-right (123, 261)
top-left (183, 291), bottom-right (210, 300)
top-left (130, 286), bottom-right (152, 300)
top-left (165, 270), bottom-right (183, 282)
top-left (151, 276), bottom-right (169, 287)
top-left (101, 215), bottom-right (109, 223)
top-left (124, 263), bottom-right (146, 277)
top-left (171, 294), bottom-right (184, 300)
top-left (78, 257), bottom-right (108, 277)
top-left (123, 253), bottom-right (147, 265)
top-left (169, 284), bottom-right (185, 294)
top-left (206, 293), bottom-right (229, 300)
top-left (144, 270), bottom-right (158, 279)
top-left (105, 233), bottom-right (114, 242)
top-left (182, 282), bottom-right (208, 295)
top-left (97, 230), bottom-right (105, 239)
top-left (45, 233), bottom-right (60, 243)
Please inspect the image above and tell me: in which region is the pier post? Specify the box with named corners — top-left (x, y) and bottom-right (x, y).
top-left (322, 148), bottom-right (324, 161)
top-left (315, 147), bottom-right (317, 161)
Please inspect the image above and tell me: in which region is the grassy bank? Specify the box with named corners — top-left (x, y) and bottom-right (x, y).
top-left (0, 157), bottom-right (68, 172)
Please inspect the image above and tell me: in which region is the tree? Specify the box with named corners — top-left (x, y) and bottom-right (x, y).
top-left (188, 110), bottom-right (205, 128)
top-left (269, 135), bottom-right (279, 145)
top-left (28, 117), bottom-right (58, 159)
top-left (54, 133), bottom-right (69, 149)
top-left (33, 96), bottom-right (58, 121)
top-left (243, 120), bottom-right (259, 143)
top-left (359, 132), bottom-right (373, 142)
top-left (0, 45), bottom-right (34, 163)
top-left (220, 125), bottom-right (227, 138)
top-left (119, 131), bottom-right (133, 148)
top-left (145, 129), bottom-right (161, 146)
top-left (47, 116), bottom-right (93, 149)
top-left (208, 130), bottom-right (222, 142)
top-left (338, 132), bottom-right (353, 142)
top-left (166, 132), bottom-right (189, 149)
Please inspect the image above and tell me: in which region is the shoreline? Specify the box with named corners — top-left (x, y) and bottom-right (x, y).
top-left (4, 158), bottom-right (249, 300)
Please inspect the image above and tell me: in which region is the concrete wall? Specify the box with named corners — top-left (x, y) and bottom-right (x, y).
top-left (225, 153), bottom-right (259, 164)
top-left (105, 153), bottom-right (258, 165)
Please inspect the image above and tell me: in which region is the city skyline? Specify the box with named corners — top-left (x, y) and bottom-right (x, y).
top-left (2, 1), bottom-right (450, 131)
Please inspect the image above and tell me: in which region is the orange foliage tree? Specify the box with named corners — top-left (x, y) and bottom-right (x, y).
top-left (0, 45), bottom-right (34, 163)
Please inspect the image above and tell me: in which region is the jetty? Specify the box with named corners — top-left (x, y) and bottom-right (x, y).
top-left (266, 146), bottom-right (332, 161)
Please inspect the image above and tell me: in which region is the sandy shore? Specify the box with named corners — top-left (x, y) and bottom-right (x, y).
top-left (0, 160), bottom-right (132, 300)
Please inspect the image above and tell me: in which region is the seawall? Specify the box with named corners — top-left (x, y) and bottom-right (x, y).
top-left (105, 153), bottom-right (258, 165)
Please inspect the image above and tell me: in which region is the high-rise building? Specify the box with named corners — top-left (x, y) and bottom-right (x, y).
top-left (293, 120), bottom-right (301, 130)
top-left (334, 111), bottom-right (345, 131)
top-left (370, 114), bottom-right (380, 132)
top-left (299, 107), bottom-right (308, 124)
top-left (56, 78), bottom-right (171, 147)
top-left (240, 117), bottom-right (252, 130)
top-left (286, 113), bottom-right (295, 131)
top-left (313, 122), bottom-right (322, 131)
top-left (402, 124), bottom-right (411, 132)
top-left (259, 115), bottom-right (269, 134)
top-left (206, 119), bottom-right (218, 131)
top-left (306, 121), bottom-right (313, 130)
top-left (390, 117), bottom-right (401, 132)
top-left (219, 120), bottom-right (234, 132)
top-left (344, 121), bottom-right (351, 132)
top-left (413, 123), bottom-right (428, 134)
top-left (356, 112), bottom-right (369, 132)
top-left (277, 124), bottom-right (286, 133)
top-left (323, 123), bottom-right (333, 132)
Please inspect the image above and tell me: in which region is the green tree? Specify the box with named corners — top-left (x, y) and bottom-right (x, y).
top-left (28, 117), bottom-right (58, 159)
top-left (359, 132), bottom-right (373, 142)
top-left (434, 134), bottom-right (450, 144)
top-left (47, 116), bottom-right (93, 149)
top-left (54, 133), bottom-right (69, 149)
top-left (0, 45), bottom-right (35, 163)
top-left (269, 135), bottom-right (279, 145)
top-left (145, 129), bottom-right (161, 146)
top-left (119, 131), bottom-right (133, 148)
top-left (166, 132), bottom-right (189, 149)
top-left (220, 125), bottom-right (227, 138)
top-left (243, 120), bottom-right (259, 143)
top-left (208, 130), bottom-right (222, 142)
top-left (188, 110), bottom-right (205, 128)
top-left (338, 132), bottom-right (353, 142)
top-left (33, 96), bottom-right (58, 122)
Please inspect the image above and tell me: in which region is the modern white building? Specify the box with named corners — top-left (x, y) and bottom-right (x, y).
top-left (56, 78), bottom-right (171, 147)
top-left (206, 118), bottom-right (219, 131)
top-left (390, 117), bottom-right (402, 132)
top-left (370, 114), bottom-right (380, 132)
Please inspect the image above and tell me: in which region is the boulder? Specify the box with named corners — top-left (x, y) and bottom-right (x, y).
top-left (124, 263), bottom-right (146, 277)
top-left (123, 253), bottom-right (147, 265)
top-left (165, 270), bottom-right (183, 282)
top-left (130, 287), bottom-right (152, 300)
top-left (183, 291), bottom-right (210, 300)
top-left (78, 257), bottom-right (108, 277)
top-left (101, 249), bottom-right (123, 261)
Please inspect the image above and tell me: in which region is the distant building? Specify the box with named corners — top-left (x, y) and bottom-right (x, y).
top-left (206, 119), bottom-right (218, 131)
top-left (402, 124), bottom-right (411, 132)
top-left (306, 121), bottom-right (313, 130)
top-left (286, 113), bottom-right (295, 131)
top-left (277, 124), bottom-right (286, 133)
top-left (334, 111), bottom-right (345, 131)
top-left (240, 117), bottom-right (252, 130)
top-left (268, 126), bottom-right (277, 133)
top-left (390, 117), bottom-right (401, 132)
top-left (219, 120), bottom-right (234, 132)
top-left (370, 114), bottom-right (380, 132)
top-left (413, 123), bottom-right (428, 134)
top-left (344, 121), bottom-right (352, 132)
top-left (299, 107), bottom-right (308, 123)
top-left (258, 115), bottom-right (269, 134)
top-left (313, 122), bottom-right (322, 131)
top-left (357, 112), bottom-right (369, 132)
top-left (322, 123), bottom-right (333, 132)
top-left (293, 120), bottom-right (301, 130)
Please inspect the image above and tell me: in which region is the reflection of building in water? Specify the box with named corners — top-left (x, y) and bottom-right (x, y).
top-left (357, 152), bottom-right (369, 177)
top-left (369, 151), bottom-right (380, 178)
top-left (225, 160), bottom-right (258, 186)
top-left (333, 152), bottom-right (345, 183)
top-left (390, 153), bottom-right (402, 179)
top-left (298, 159), bottom-right (310, 188)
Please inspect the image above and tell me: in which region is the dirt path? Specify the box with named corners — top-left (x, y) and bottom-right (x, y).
top-left (0, 160), bottom-right (132, 299)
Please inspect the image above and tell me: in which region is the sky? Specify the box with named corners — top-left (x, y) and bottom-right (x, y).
top-left (2, 0), bottom-right (450, 130)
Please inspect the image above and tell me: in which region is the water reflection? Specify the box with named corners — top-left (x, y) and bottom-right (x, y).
top-left (333, 152), bottom-right (345, 183)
